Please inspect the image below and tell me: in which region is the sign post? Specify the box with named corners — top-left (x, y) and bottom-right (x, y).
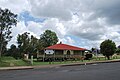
top-left (31, 55), bottom-right (33, 65)
top-left (45, 50), bottom-right (54, 64)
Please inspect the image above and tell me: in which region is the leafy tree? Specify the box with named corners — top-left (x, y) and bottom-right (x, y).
top-left (27, 35), bottom-right (39, 58)
top-left (17, 30), bottom-right (58, 58)
top-left (7, 44), bottom-right (20, 59)
top-left (116, 45), bottom-right (120, 54)
top-left (17, 32), bottom-right (30, 57)
top-left (0, 8), bottom-right (17, 58)
top-left (0, 35), bottom-right (7, 56)
top-left (100, 39), bottom-right (116, 60)
top-left (116, 48), bottom-right (120, 54)
top-left (40, 30), bottom-right (58, 48)
top-left (17, 33), bottom-right (41, 58)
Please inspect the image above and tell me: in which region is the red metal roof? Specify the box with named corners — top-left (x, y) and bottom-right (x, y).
top-left (45, 43), bottom-right (86, 51)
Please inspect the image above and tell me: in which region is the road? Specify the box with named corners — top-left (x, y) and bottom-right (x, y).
top-left (0, 62), bottom-right (120, 80)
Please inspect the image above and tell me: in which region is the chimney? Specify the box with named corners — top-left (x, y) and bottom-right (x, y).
top-left (59, 42), bottom-right (62, 44)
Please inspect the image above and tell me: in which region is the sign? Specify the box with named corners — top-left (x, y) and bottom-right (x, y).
top-left (45, 50), bottom-right (54, 54)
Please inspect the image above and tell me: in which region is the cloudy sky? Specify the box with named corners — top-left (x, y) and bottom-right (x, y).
top-left (1, 0), bottom-right (120, 49)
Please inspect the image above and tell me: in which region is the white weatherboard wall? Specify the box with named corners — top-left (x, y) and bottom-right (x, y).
top-left (63, 50), bottom-right (73, 55)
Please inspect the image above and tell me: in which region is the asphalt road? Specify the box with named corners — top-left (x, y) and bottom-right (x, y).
top-left (0, 62), bottom-right (120, 80)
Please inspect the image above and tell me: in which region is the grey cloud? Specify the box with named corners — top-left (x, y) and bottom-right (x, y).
top-left (3, 0), bottom-right (120, 48)
top-left (29, 0), bottom-right (73, 21)
top-left (67, 19), bottom-right (107, 40)
top-left (29, 0), bottom-right (120, 24)
top-left (0, 0), bottom-right (30, 14)
top-left (27, 19), bottom-right (66, 38)
top-left (23, 0), bottom-right (120, 46)
top-left (86, 0), bottom-right (120, 25)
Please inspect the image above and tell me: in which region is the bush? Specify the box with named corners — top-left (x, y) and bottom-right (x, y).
top-left (84, 54), bottom-right (93, 60)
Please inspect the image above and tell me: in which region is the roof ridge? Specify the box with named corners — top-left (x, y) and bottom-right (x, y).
top-left (59, 43), bottom-right (84, 49)
top-left (45, 43), bottom-right (86, 50)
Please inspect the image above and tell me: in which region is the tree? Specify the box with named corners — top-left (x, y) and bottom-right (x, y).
top-left (100, 39), bottom-right (116, 60)
top-left (27, 35), bottom-right (39, 58)
top-left (17, 32), bottom-right (30, 57)
top-left (0, 34), bottom-right (7, 56)
top-left (116, 45), bottom-right (120, 54)
top-left (17, 30), bottom-right (58, 58)
top-left (0, 8), bottom-right (17, 58)
top-left (116, 48), bottom-right (120, 54)
top-left (17, 33), bottom-right (41, 58)
top-left (40, 30), bottom-right (58, 48)
top-left (7, 44), bottom-right (19, 59)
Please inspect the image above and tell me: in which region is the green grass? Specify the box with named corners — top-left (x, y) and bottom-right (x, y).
top-left (0, 57), bottom-right (30, 67)
top-left (32, 55), bottom-right (120, 66)
top-left (1, 56), bottom-right (15, 61)
top-left (114, 55), bottom-right (120, 59)
top-left (33, 60), bottom-right (90, 66)
top-left (0, 62), bottom-right (10, 67)
top-left (1, 55), bottom-right (120, 67)
top-left (33, 61), bottom-right (75, 65)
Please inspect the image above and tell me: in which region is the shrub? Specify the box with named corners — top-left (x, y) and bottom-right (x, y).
top-left (84, 54), bottom-right (93, 60)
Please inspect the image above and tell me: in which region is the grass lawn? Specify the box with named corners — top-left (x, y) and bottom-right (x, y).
top-left (33, 61), bottom-right (83, 65)
top-left (1, 55), bottom-right (120, 67)
top-left (0, 57), bottom-right (30, 67)
top-left (32, 59), bottom-right (103, 66)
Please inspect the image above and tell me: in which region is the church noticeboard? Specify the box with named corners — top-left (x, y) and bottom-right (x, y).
top-left (45, 50), bottom-right (54, 54)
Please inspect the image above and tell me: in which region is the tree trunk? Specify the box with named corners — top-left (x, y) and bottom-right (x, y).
top-left (106, 55), bottom-right (110, 60)
top-left (0, 46), bottom-right (1, 57)
top-left (0, 49), bottom-right (1, 61)
top-left (0, 31), bottom-right (2, 59)
top-left (0, 41), bottom-right (3, 62)
top-left (0, 33), bottom-right (2, 61)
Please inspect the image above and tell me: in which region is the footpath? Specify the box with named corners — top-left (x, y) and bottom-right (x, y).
top-left (0, 59), bottom-right (120, 71)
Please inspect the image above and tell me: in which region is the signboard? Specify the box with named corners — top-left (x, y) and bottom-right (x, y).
top-left (45, 50), bottom-right (54, 54)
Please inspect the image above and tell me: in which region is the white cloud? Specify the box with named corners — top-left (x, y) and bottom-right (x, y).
top-left (56, 23), bottom-right (66, 36)
top-left (39, 18), bottom-right (66, 38)
top-left (0, 0), bottom-right (30, 14)
top-left (29, 0), bottom-right (83, 21)
top-left (8, 21), bottom-right (28, 47)
top-left (64, 16), bottom-right (107, 40)
top-left (27, 21), bottom-right (43, 37)
top-left (2, 0), bottom-right (120, 49)
top-left (66, 37), bottom-right (75, 45)
top-left (8, 21), bottom-right (41, 47)
top-left (59, 36), bottom-right (75, 45)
